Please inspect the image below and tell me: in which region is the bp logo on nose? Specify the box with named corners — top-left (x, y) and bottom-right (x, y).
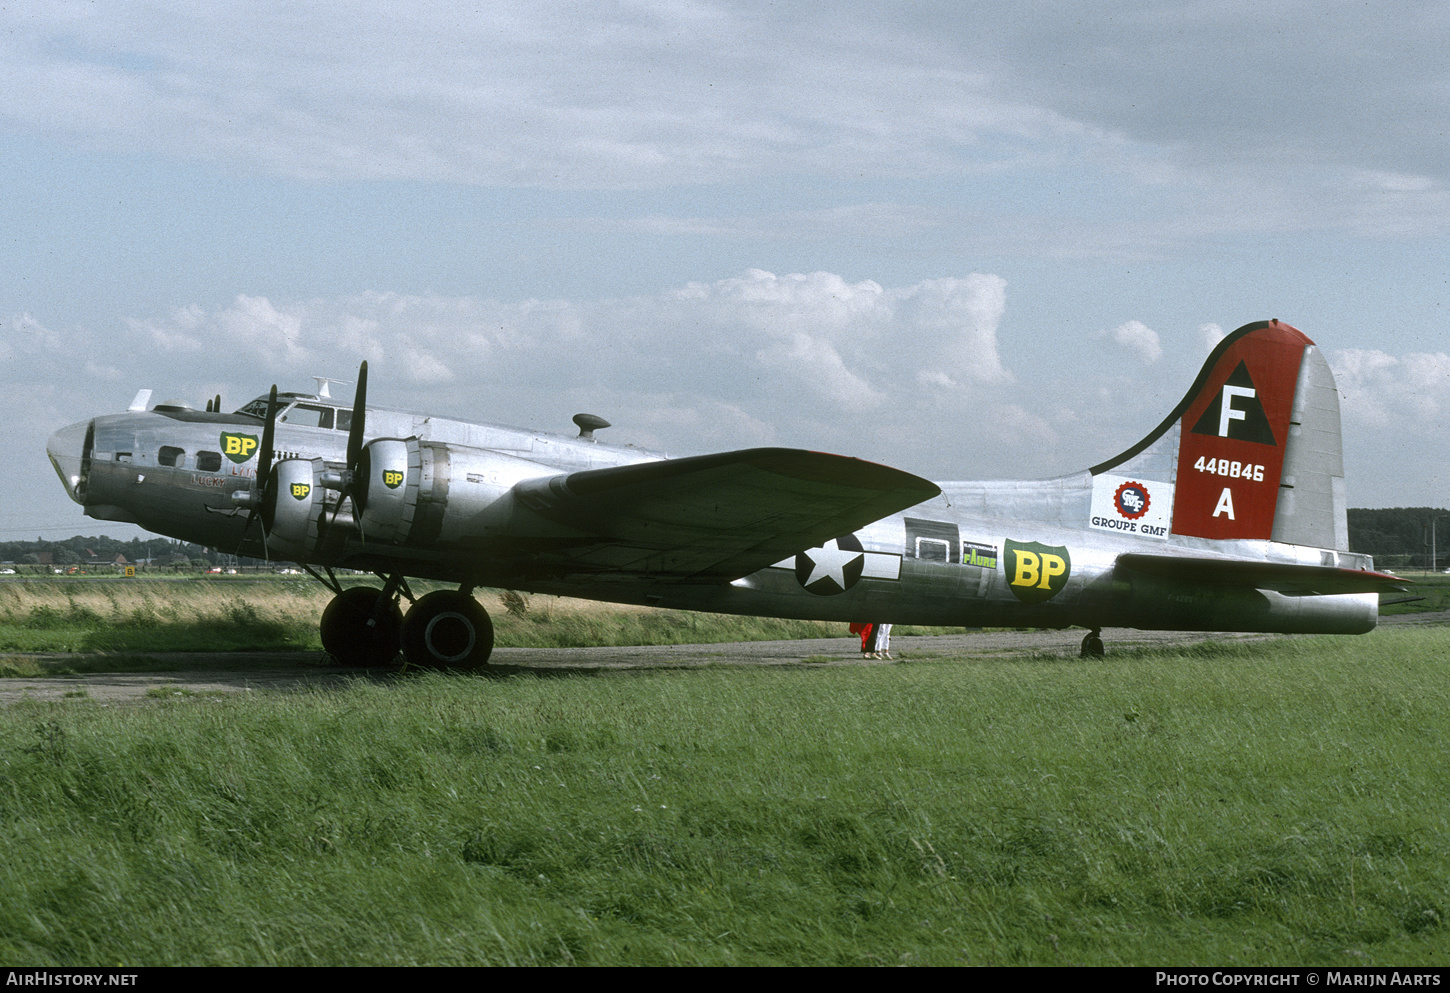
top-left (221, 433), bottom-right (259, 464)
top-left (1004, 539), bottom-right (1071, 604)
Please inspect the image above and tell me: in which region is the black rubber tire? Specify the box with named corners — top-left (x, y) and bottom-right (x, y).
top-left (320, 587), bottom-right (402, 667)
top-left (400, 590), bottom-right (495, 669)
top-left (1080, 632), bottom-right (1105, 658)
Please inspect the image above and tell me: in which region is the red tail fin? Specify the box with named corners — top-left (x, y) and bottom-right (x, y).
top-left (1089, 320), bottom-right (1331, 544)
top-left (1170, 321), bottom-right (1310, 540)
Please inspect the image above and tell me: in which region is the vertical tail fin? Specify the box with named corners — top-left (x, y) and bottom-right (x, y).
top-left (1090, 320), bottom-right (1347, 549)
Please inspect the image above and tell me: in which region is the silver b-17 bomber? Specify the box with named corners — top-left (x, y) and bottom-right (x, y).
top-left (46, 320), bottom-right (1405, 668)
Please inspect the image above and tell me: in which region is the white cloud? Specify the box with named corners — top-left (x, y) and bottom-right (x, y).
top-left (55, 269), bottom-right (1010, 474)
top-left (2, 3), bottom-right (1448, 247)
top-left (1330, 348), bottom-right (1450, 428)
top-left (1097, 320), bottom-right (1162, 364)
top-left (83, 361), bottom-right (122, 381)
top-left (0, 4), bottom-right (1082, 190)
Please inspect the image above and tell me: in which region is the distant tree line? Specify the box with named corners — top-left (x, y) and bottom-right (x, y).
top-left (0, 535), bottom-right (271, 571)
top-left (1348, 507), bottom-right (1450, 570)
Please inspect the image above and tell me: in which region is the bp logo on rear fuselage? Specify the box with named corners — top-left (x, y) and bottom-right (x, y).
top-left (221, 432), bottom-right (259, 464)
top-left (1004, 539), bottom-right (1071, 604)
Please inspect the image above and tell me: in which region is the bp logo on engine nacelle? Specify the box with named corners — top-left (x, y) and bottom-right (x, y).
top-left (290, 482), bottom-right (311, 501)
top-left (221, 432), bottom-right (259, 464)
top-left (382, 469), bottom-right (404, 489)
top-left (1004, 539), bottom-right (1071, 604)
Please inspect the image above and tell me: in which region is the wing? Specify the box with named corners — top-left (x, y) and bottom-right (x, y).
top-left (487, 447), bottom-right (940, 582)
top-left (1116, 553), bottom-right (1409, 596)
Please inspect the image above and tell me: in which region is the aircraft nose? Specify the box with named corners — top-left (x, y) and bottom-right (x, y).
top-left (47, 419), bottom-right (91, 505)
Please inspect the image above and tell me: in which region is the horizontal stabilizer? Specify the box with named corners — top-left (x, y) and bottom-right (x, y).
top-left (1117, 553), bottom-right (1409, 596)
top-left (506, 447), bottom-right (941, 581)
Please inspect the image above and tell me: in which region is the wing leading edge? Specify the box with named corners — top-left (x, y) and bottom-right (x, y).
top-left (495, 447), bottom-right (941, 582)
top-left (1117, 553), bottom-right (1409, 596)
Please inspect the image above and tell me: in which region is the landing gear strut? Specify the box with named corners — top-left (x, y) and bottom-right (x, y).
top-left (1080, 627), bottom-right (1105, 658)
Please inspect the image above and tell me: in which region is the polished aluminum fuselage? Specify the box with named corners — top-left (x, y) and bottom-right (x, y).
top-left (48, 395), bottom-right (1377, 636)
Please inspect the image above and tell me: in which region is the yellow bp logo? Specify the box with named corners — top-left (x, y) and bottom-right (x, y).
top-left (382, 469), bottom-right (404, 489)
top-left (1004, 539), bottom-right (1071, 604)
top-left (290, 482), bottom-right (311, 501)
top-left (221, 432), bottom-right (259, 464)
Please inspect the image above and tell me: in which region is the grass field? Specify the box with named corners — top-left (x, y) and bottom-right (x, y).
top-left (0, 579), bottom-right (890, 659)
top-left (0, 624), bottom-right (1447, 965)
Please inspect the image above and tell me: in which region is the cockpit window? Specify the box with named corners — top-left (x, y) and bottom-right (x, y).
top-left (158, 446), bottom-right (185, 468)
top-left (278, 404), bottom-right (334, 429)
top-left (236, 395), bottom-right (348, 430)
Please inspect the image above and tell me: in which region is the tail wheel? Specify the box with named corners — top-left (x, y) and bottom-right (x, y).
top-left (321, 587), bottom-right (402, 667)
top-left (401, 591), bottom-right (494, 669)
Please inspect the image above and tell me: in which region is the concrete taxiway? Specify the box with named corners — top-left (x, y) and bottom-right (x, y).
top-left (0, 625), bottom-right (1294, 705)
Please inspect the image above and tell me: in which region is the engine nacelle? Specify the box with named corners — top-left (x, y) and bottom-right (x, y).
top-left (354, 438), bottom-right (415, 543)
top-left (350, 438), bottom-right (557, 547)
top-left (262, 458), bottom-right (328, 560)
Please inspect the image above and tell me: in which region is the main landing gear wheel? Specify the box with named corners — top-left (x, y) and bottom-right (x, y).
top-left (400, 590), bottom-right (495, 670)
top-left (320, 587), bottom-right (402, 668)
top-left (1080, 627), bottom-right (1105, 658)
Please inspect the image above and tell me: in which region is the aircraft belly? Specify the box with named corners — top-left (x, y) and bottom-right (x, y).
top-left (655, 576), bottom-right (999, 626)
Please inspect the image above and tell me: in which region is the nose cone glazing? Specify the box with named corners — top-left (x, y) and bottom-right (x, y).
top-left (47, 419), bottom-right (90, 505)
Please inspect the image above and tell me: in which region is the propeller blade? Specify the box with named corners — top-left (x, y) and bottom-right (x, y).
top-left (257, 385), bottom-right (278, 487)
top-left (347, 361), bottom-right (367, 471)
top-left (235, 384), bottom-right (279, 558)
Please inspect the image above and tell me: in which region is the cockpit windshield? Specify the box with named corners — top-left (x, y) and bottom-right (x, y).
top-left (235, 396), bottom-right (350, 431)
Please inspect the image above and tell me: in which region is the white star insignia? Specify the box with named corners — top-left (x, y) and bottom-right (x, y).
top-left (802, 539), bottom-right (864, 589)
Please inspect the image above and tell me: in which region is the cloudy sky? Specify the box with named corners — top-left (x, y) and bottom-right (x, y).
top-left (5, 1), bottom-right (1450, 543)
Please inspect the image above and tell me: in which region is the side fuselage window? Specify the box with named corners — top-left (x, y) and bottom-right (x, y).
top-left (915, 537), bottom-right (951, 562)
top-left (196, 451), bottom-right (222, 472)
top-left (158, 446), bottom-right (185, 468)
top-left (904, 518), bottom-right (961, 564)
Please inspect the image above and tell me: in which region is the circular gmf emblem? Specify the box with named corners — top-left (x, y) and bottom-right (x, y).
top-left (1114, 480), bottom-right (1151, 520)
top-left (794, 533), bottom-right (865, 596)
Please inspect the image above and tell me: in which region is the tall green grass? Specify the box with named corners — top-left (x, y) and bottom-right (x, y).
top-left (0, 582), bottom-right (839, 655)
top-left (0, 581), bottom-right (935, 656)
top-left (0, 627), bottom-right (1446, 965)
top-left (0, 581), bottom-right (319, 653)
